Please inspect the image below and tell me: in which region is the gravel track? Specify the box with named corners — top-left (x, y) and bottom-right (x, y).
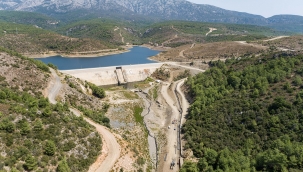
top-left (47, 69), bottom-right (120, 172)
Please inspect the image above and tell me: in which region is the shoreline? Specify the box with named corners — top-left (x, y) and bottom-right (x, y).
top-left (24, 44), bottom-right (169, 59)
top-left (141, 44), bottom-right (171, 52)
top-left (25, 46), bottom-right (134, 58)
top-left (141, 44), bottom-right (171, 63)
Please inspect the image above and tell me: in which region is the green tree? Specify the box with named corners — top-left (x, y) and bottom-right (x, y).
top-left (0, 91), bottom-right (6, 99)
top-left (57, 157), bottom-right (71, 172)
top-left (38, 98), bottom-right (49, 108)
top-left (23, 155), bottom-right (37, 171)
top-left (197, 158), bottom-right (208, 171)
top-left (256, 149), bottom-right (288, 171)
top-left (180, 161), bottom-right (199, 172)
top-left (20, 120), bottom-right (31, 135)
top-left (5, 134), bottom-right (13, 146)
top-left (87, 82), bottom-right (106, 99)
top-left (5, 121), bottom-right (15, 133)
top-left (11, 167), bottom-right (20, 172)
top-left (42, 107), bottom-right (52, 117)
top-left (33, 119), bottom-right (43, 132)
top-left (227, 75), bottom-right (241, 89)
top-left (44, 140), bottom-right (56, 156)
top-left (293, 76), bottom-right (303, 86)
top-left (203, 148), bottom-right (218, 166)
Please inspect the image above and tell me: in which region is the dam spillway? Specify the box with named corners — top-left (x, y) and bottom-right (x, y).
top-left (61, 63), bottom-right (163, 86)
top-left (115, 67), bottom-right (127, 85)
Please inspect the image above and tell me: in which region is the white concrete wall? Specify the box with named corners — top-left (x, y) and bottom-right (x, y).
top-left (61, 63), bottom-right (163, 86)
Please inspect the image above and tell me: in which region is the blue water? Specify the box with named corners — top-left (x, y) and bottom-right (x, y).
top-left (35, 46), bottom-right (159, 70)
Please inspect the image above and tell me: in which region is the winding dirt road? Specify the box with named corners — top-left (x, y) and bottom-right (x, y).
top-left (161, 82), bottom-right (180, 172)
top-left (175, 79), bottom-right (190, 167)
top-left (47, 68), bottom-right (62, 104)
top-left (175, 79), bottom-right (189, 126)
top-left (47, 68), bottom-right (120, 172)
top-left (159, 78), bottom-right (190, 171)
top-left (85, 117), bottom-right (121, 172)
top-left (178, 44), bottom-right (195, 58)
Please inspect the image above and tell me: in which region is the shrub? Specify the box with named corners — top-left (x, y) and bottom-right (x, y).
top-left (86, 82), bottom-right (105, 99)
top-left (47, 63), bottom-right (58, 70)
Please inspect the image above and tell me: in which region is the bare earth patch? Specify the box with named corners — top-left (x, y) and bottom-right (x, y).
top-left (151, 41), bottom-right (267, 62)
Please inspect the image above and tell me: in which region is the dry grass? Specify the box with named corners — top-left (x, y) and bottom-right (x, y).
top-left (258, 35), bottom-right (303, 51)
top-left (152, 41), bottom-right (266, 62)
top-left (0, 52), bottom-right (50, 94)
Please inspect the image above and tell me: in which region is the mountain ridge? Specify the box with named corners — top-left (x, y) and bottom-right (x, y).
top-left (0, 0), bottom-right (302, 33)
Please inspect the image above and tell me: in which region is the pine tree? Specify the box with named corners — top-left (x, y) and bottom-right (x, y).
top-left (57, 157), bottom-right (71, 172)
top-left (24, 155), bottom-right (37, 171)
top-left (44, 140), bottom-right (56, 156)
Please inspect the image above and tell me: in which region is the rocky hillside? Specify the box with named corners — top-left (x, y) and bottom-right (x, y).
top-left (1, 0), bottom-right (303, 33)
top-left (0, 48), bottom-right (102, 171)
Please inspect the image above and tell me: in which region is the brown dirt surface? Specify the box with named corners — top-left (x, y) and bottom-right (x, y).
top-left (104, 91), bottom-right (153, 172)
top-left (258, 35), bottom-right (303, 51)
top-left (0, 52), bottom-right (50, 95)
top-left (57, 75), bottom-right (105, 110)
top-left (151, 41), bottom-right (267, 62)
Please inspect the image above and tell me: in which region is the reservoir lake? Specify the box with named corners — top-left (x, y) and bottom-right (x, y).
top-left (35, 46), bottom-right (159, 70)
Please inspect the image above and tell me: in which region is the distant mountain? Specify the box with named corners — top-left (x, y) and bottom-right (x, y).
top-left (0, 10), bottom-right (58, 29)
top-left (267, 15), bottom-right (303, 33)
top-left (0, 0), bottom-right (302, 33)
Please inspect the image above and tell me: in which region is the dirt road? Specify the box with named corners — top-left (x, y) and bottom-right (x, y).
top-left (178, 44), bottom-right (195, 58)
top-left (47, 68), bottom-right (62, 104)
top-left (263, 36), bottom-right (289, 42)
top-left (175, 79), bottom-right (190, 167)
top-left (161, 82), bottom-right (180, 172)
top-left (206, 28), bottom-right (217, 36)
top-left (167, 62), bottom-right (205, 72)
top-left (47, 68), bottom-right (120, 172)
top-left (85, 117), bottom-right (121, 172)
top-left (235, 41), bottom-right (268, 49)
top-left (119, 32), bottom-right (124, 43)
top-left (237, 36), bottom-right (295, 52)
top-left (157, 78), bottom-right (191, 171)
top-left (175, 79), bottom-right (189, 126)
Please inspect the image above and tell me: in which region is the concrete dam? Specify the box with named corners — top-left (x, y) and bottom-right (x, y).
top-left (61, 63), bottom-right (163, 86)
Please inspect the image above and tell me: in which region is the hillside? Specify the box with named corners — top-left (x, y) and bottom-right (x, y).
top-left (0, 10), bottom-right (59, 29)
top-left (258, 35), bottom-right (303, 52)
top-left (0, 48), bottom-right (103, 171)
top-left (0, 17), bottom-right (284, 53)
top-left (0, 22), bottom-right (118, 56)
top-left (55, 18), bottom-right (139, 46)
top-left (140, 21), bottom-right (288, 47)
top-left (152, 41), bottom-right (267, 63)
top-left (181, 51), bottom-right (303, 171)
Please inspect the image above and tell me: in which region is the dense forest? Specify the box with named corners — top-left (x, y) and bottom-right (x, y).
top-left (181, 52), bottom-right (303, 171)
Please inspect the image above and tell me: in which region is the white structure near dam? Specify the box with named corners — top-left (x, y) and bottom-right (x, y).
top-left (61, 63), bottom-right (164, 86)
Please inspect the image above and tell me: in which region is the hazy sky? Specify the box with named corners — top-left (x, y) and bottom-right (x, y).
top-left (187, 0), bottom-right (303, 18)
